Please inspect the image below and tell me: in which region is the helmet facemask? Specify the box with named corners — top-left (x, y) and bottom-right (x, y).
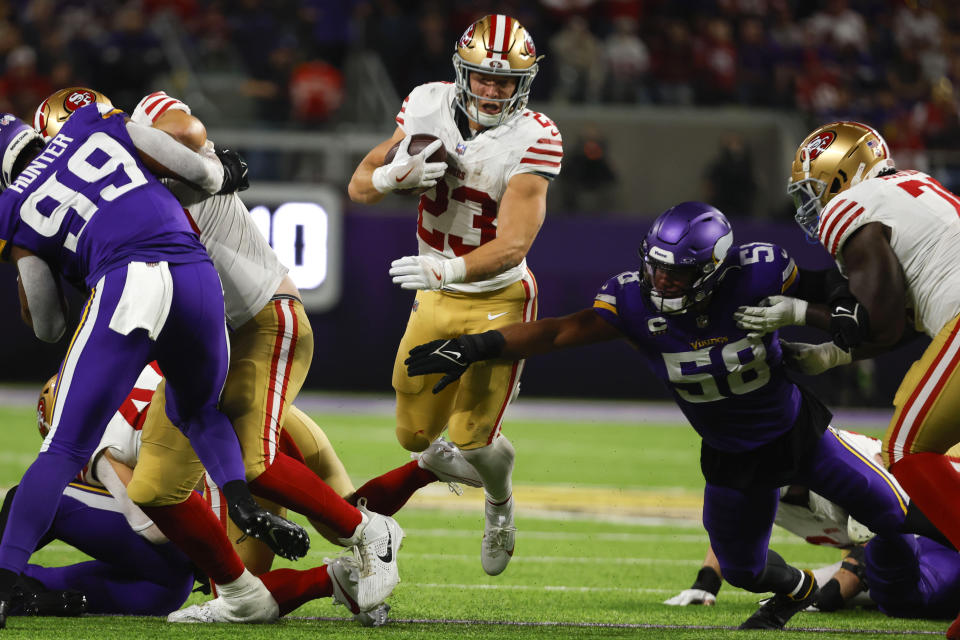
top-left (453, 56), bottom-right (537, 128)
top-left (788, 122), bottom-right (894, 240)
top-left (641, 250), bottom-right (724, 314)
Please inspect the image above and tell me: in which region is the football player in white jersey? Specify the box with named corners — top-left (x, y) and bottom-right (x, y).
top-left (347, 14), bottom-right (562, 575)
top-left (30, 87), bottom-right (404, 622)
top-left (734, 120), bottom-right (960, 638)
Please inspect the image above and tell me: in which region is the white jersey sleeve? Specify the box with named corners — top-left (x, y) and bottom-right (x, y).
top-left (395, 83), bottom-right (562, 293)
top-left (131, 91), bottom-right (191, 126)
top-left (820, 171), bottom-right (960, 336)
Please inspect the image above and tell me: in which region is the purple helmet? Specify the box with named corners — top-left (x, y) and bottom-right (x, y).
top-left (640, 201), bottom-right (734, 313)
top-left (0, 113), bottom-right (42, 191)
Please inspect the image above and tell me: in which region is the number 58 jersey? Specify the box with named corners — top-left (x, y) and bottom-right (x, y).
top-left (0, 104), bottom-right (207, 288)
top-left (397, 82), bottom-right (562, 293)
top-left (592, 243), bottom-right (803, 453)
top-left (818, 170), bottom-right (960, 338)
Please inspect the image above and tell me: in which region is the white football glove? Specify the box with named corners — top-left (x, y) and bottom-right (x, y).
top-left (389, 254), bottom-right (466, 290)
top-left (372, 137), bottom-right (447, 194)
top-left (734, 295), bottom-right (808, 338)
top-left (780, 339), bottom-right (852, 375)
top-left (663, 589), bottom-right (717, 606)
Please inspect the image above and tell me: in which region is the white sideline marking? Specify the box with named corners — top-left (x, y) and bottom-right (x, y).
top-left (404, 553), bottom-right (704, 566)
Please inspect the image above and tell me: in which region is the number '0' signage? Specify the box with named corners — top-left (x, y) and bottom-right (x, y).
top-left (249, 202), bottom-right (327, 289)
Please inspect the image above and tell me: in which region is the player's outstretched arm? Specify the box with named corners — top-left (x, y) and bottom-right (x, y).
top-left (664, 546), bottom-right (722, 606)
top-left (348, 127), bottom-right (409, 204)
top-left (406, 309), bottom-right (622, 393)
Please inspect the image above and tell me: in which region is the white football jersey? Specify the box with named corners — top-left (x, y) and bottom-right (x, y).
top-left (134, 91), bottom-right (288, 328)
top-left (774, 428), bottom-right (907, 549)
top-left (818, 170), bottom-right (960, 337)
top-left (396, 82), bottom-right (562, 293)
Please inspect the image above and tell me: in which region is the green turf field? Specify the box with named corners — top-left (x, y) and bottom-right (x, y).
top-left (0, 398), bottom-right (947, 639)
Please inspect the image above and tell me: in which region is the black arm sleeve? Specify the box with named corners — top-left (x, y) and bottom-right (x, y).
top-left (796, 267), bottom-right (849, 304)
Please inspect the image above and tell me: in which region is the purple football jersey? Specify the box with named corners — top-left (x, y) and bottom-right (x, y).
top-left (593, 242), bottom-right (802, 452)
top-left (0, 104), bottom-right (209, 288)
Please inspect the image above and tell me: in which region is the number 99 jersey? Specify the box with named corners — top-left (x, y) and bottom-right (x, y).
top-left (397, 82), bottom-right (562, 294)
top-left (592, 242), bottom-right (803, 452)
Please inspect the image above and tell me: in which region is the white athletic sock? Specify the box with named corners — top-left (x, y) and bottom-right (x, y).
top-left (461, 435), bottom-right (515, 504)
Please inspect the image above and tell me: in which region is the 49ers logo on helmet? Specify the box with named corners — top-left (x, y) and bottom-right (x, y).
top-left (64, 90), bottom-right (97, 112)
top-left (804, 131), bottom-right (836, 161)
top-left (523, 33), bottom-right (536, 57)
top-left (459, 24), bottom-right (475, 48)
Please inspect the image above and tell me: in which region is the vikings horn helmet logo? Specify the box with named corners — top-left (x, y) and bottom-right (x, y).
top-left (34, 87), bottom-right (113, 142)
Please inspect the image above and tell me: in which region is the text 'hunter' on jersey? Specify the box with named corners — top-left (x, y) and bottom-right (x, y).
top-left (592, 242), bottom-right (803, 453)
top-left (0, 104), bottom-right (209, 289)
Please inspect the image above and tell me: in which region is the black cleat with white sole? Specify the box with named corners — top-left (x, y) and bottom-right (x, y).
top-left (228, 498), bottom-right (310, 561)
top-left (739, 570), bottom-right (818, 630)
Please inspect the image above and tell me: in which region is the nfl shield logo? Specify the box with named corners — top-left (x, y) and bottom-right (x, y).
top-left (456, 142), bottom-right (467, 156)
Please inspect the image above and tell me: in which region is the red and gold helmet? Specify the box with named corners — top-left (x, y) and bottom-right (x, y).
top-left (34, 87), bottom-right (113, 142)
top-left (453, 14), bottom-right (540, 127)
top-left (787, 121), bottom-right (894, 239)
top-left (37, 373), bottom-right (58, 440)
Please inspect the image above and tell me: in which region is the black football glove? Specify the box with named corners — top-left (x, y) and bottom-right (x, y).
top-left (405, 330), bottom-right (506, 394)
top-left (830, 297), bottom-right (870, 351)
top-left (216, 149), bottom-right (249, 194)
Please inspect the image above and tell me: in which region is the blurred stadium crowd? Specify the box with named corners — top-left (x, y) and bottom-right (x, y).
top-left (0, 1), bottom-right (957, 136)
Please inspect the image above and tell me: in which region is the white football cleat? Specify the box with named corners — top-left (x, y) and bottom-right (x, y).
top-left (167, 572), bottom-right (278, 623)
top-left (481, 496), bottom-right (516, 576)
top-left (354, 602), bottom-right (391, 627)
top-left (416, 439), bottom-right (483, 488)
top-left (334, 502), bottom-right (404, 612)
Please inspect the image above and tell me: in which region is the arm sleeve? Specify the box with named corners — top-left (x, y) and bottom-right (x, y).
top-left (94, 454), bottom-right (169, 545)
top-left (125, 120), bottom-right (223, 193)
top-left (796, 267), bottom-right (848, 304)
top-left (17, 255), bottom-right (65, 342)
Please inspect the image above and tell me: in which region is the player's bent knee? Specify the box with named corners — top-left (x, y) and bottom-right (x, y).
top-left (396, 426), bottom-right (432, 453)
top-left (127, 477), bottom-right (193, 508)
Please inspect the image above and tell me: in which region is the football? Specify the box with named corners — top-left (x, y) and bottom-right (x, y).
top-left (384, 133), bottom-right (447, 196)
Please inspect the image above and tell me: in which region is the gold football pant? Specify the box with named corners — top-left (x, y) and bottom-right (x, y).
top-left (127, 296), bottom-right (313, 506)
top-left (204, 405), bottom-right (355, 574)
top-left (884, 312), bottom-right (960, 465)
top-left (393, 273), bottom-right (537, 452)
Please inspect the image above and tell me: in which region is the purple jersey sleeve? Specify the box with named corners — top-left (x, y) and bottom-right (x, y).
top-left (589, 248), bottom-right (804, 453)
top-left (0, 104), bottom-right (208, 287)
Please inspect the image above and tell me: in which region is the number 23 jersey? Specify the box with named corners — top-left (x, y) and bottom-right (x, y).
top-left (592, 243), bottom-right (802, 453)
top-left (397, 82), bottom-right (562, 293)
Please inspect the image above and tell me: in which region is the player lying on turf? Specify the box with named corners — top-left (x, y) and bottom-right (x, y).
top-left (0, 98), bottom-right (301, 629)
top-left (403, 201), bottom-right (944, 630)
top-left (16, 365), bottom-right (478, 623)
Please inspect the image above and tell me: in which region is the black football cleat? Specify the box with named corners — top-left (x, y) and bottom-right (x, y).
top-left (739, 570), bottom-right (818, 630)
top-left (228, 498), bottom-right (310, 561)
top-left (9, 575), bottom-right (86, 618)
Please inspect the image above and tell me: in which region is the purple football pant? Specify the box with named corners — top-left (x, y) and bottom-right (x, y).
top-left (705, 428), bottom-right (908, 590)
top-left (0, 260), bottom-right (244, 576)
top-left (24, 492), bottom-right (194, 615)
top-left (866, 534), bottom-right (960, 619)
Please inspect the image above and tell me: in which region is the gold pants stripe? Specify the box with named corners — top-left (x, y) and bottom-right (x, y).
top-left (885, 312), bottom-right (960, 464)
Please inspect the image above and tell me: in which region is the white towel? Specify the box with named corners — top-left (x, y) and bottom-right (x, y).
top-left (109, 261), bottom-right (173, 340)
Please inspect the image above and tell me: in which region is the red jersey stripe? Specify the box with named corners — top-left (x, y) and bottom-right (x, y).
top-left (521, 157), bottom-right (561, 167)
top-left (829, 207), bottom-right (864, 257)
top-left (526, 147), bottom-right (563, 157)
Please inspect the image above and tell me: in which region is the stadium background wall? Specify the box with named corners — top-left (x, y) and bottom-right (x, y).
top-left (0, 210), bottom-right (924, 410)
